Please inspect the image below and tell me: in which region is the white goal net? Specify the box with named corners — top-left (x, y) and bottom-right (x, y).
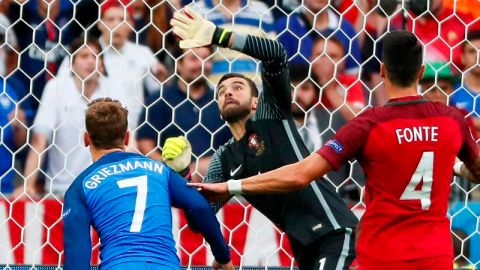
top-left (0, 0), bottom-right (479, 268)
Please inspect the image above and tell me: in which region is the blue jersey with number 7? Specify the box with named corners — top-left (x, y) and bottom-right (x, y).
top-left (63, 151), bottom-right (230, 270)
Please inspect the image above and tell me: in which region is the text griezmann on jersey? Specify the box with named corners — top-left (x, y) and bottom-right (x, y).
top-left (85, 160), bottom-right (164, 189)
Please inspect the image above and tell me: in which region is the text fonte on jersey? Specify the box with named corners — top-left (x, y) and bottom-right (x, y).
top-left (395, 126), bottom-right (439, 144)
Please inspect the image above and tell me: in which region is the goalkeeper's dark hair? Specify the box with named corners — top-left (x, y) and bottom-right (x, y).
top-left (85, 98), bottom-right (129, 149)
top-left (216, 73), bottom-right (259, 99)
top-left (382, 31), bottom-right (423, 87)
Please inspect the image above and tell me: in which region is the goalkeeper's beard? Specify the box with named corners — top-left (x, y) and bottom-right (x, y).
top-left (221, 102), bottom-right (252, 124)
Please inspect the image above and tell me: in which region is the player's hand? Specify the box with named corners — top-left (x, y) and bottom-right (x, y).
top-left (170, 6), bottom-right (216, 48)
top-left (213, 260), bottom-right (234, 270)
top-left (187, 182), bottom-right (230, 202)
top-left (162, 136), bottom-right (192, 173)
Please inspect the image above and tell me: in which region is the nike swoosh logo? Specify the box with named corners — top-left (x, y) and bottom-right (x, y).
top-left (230, 164), bottom-right (242, 177)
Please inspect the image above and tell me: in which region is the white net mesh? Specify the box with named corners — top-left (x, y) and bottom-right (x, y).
top-left (0, 0), bottom-right (479, 268)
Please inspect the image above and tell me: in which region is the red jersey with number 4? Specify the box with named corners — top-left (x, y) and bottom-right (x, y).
top-left (318, 96), bottom-right (478, 263)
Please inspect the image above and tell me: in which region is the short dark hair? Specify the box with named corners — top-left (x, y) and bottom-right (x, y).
top-left (85, 98), bottom-right (129, 149)
top-left (70, 35), bottom-right (102, 63)
top-left (311, 34), bottom-right (346, 56)
top-left (216, 73), bottom-right (259, 99)
top-left (289, 64), bottom-right (320, 95)
top-left (382, 31), bottom-right (423, 87)
top-left (462, 30), bottom-right (480, 52)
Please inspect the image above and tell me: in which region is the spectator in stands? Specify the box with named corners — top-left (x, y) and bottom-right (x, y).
top-left (0, 93), bottom-right (25, 196)
top-left (275, 0), bottom-right (361, 75)
top-left (132, 0), bottom-right (177, 73)
top-left (402, 0), bottom-right (478, 66)
top-left (0, 63), bottom-right (27, 195)
top-left (338, 0), bottom-right (399, 106)
top-left (290, 64), bottom-right (322, 153)
top-left (8, 0), bottom-right (79, 123)
top-left (256, 0), bottom-right (300, 19)
top-left (137, 46), bottom-right (231, 182)
top-left (129, 0), bottom-right (150, 45)
top-left (15, 36), bottom-right (128, 198)
top-left (311, 36), bottom-right (365, 123)
top-left (129, 0), bottom-right (176, 59)
top-left (310, 35), bottom-right (366, 187)
top-left (145, 0), bottom-right (172, 50)
top-left (420, 61), bottom-right (478, 140)
top-left (420, 62), bottom-right (457, 104)
top-left (98, 0), bottom-right (169, 131)
top-left (443, 0), bottom-right (480, 23)
top-left (450, 30), bottom-right (480, 132)
top-left (0, 1), bottom-right (19, 76)
top-left (452, 229), bottom-right (475, 270)
top-left (58, 0), bottom-right (168, 132)
top-left (191, 0), bottom-right (275, 84)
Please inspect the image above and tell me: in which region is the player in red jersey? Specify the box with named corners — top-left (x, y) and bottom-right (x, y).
top-left (189, 31), bottom-right (480, 270)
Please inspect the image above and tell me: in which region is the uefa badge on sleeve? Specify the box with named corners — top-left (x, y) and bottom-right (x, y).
top-left (326, 139), bottom-right (344, 153)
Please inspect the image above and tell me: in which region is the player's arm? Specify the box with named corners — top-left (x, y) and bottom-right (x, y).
top-left (237, 153), bottom-right (331, 193)
top-left (14, 132), bottom-right (48, 198)
top-left (168, 170), bottom-right (231, 265)
top-left (452, 110), bottom-right (480, 183)
top-left (189, 153), bottom-right (330, 196)
top-left (190, 111), bottom-right (372, 197)
top-left (63, 183), bottom-right (92, 269)
top-left (461, 159), bottom-right (480, 183)
top-left (454, 158), bottom-right (480, 184)
top-left (171, 7), bottom-right (291, 117)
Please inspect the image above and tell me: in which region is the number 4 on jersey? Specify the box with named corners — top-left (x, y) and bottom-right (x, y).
top-left (400, 151), bottom-right (433, 210)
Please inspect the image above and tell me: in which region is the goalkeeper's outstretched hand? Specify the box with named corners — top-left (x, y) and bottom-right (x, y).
top-left (171, 6), bottom-right (216, 49)
top-left (162, 136), bottom-right (192, 173)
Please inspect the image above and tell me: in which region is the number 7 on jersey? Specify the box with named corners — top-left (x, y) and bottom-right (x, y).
top-left (117, 175), bottom-right (148, 232)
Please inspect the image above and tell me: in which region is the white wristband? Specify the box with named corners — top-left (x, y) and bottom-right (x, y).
top-left (226, 179), bottom-right (243, 195)
top-left (453, 162), bottom-right (464, 175)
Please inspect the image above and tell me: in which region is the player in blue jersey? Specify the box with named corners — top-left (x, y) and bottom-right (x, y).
top-left (62, 98), bottom-right (233, 270)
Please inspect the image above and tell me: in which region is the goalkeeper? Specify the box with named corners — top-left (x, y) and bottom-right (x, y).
top-left (166, 7), bottom-right (358, 270)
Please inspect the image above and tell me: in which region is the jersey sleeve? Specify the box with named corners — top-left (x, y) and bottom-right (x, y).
top-left (203, 146), bottom-right (232, 213)
top-left (168, 170), bottom-right (231, 264)
top-left (63, 180), bottom-right (92, 270)
top-left (453, 110), bottom-right (479, 163)
top-left (317, 109), bottom-right (374, 170)
top-left (231, 34), bottom-right (291, 120)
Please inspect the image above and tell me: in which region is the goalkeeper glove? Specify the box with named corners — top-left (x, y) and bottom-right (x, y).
top-left (162, 136), bottom-right (192, 174)
top-left (171, 6), bottom-right (232, 48)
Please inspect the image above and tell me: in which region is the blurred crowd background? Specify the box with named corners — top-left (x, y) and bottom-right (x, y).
top-left (0, 0), bottom-right (479, 267)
